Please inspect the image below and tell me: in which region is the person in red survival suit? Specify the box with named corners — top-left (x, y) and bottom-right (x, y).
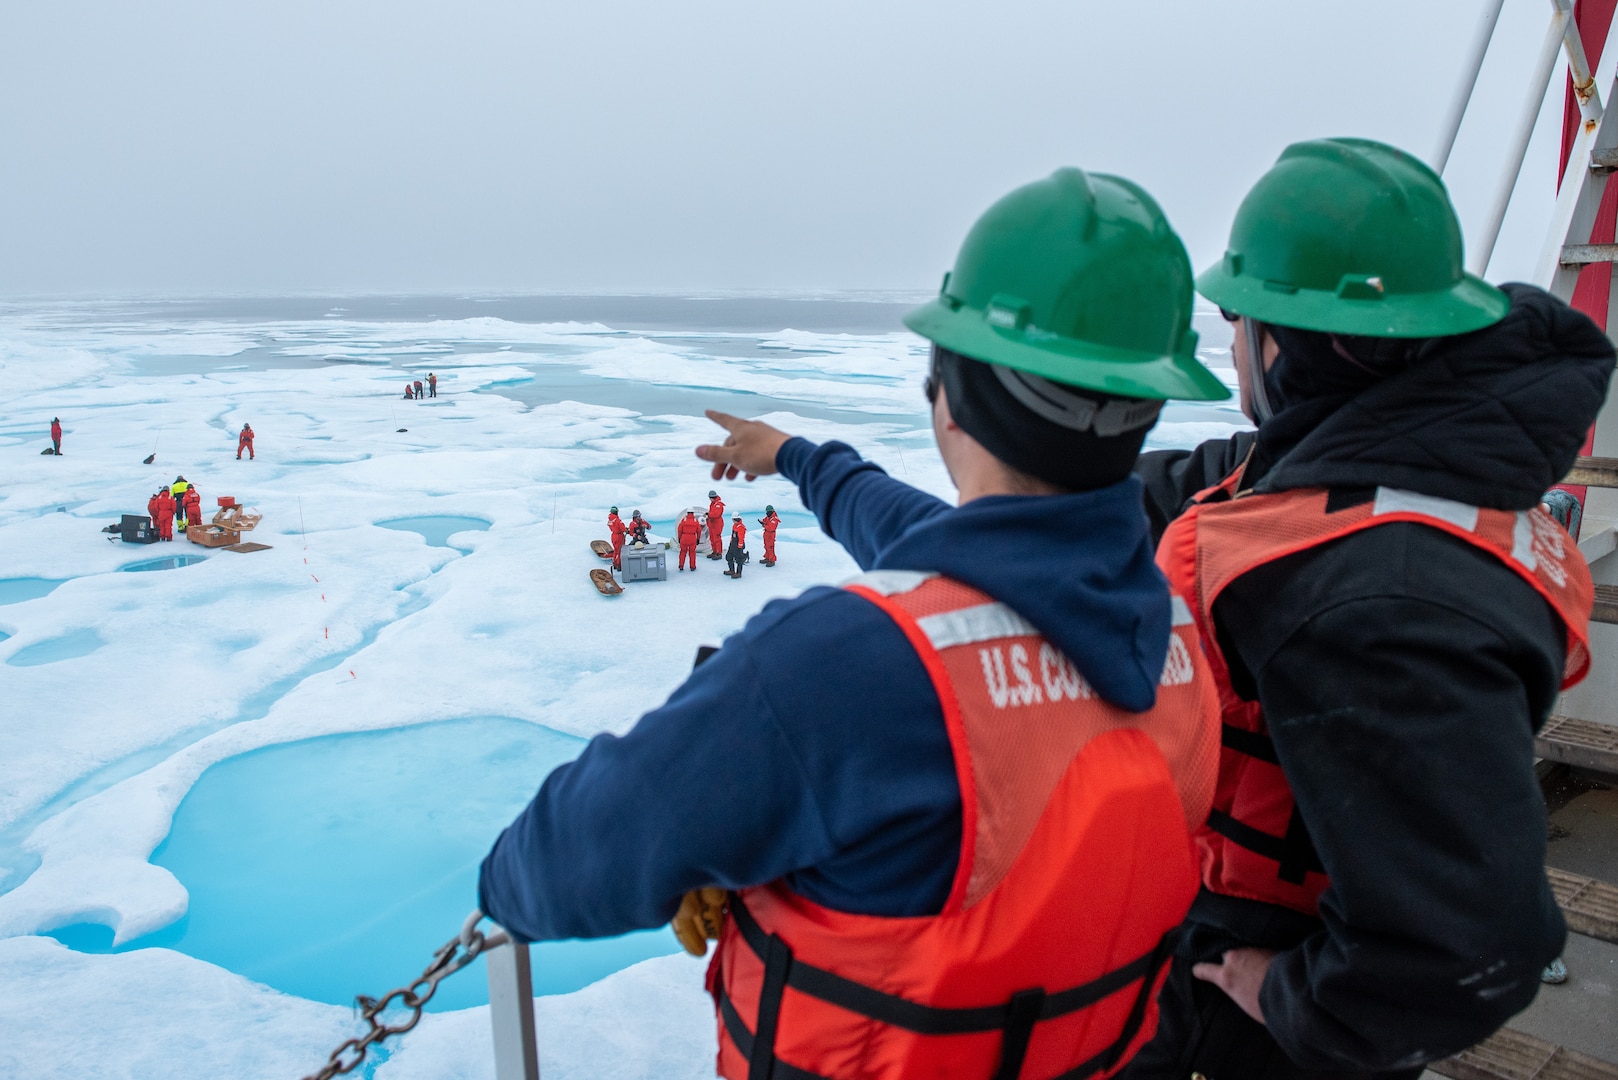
top-left (147, 491), bottom-right (161, 534)
top-left (758, 505), bottom-right (779, 566)
top-left (607, 507), bottom-right (627, 570)
top-left (676, 510), bottom-right (703, 571)
top-left (153, 487), bottom-right (176, 541)
top-left (404, 382), bottom-right (415, 399)
top-left (627, 510), bottom-right (651, 545)
top-left (428, 372), bottom-right (438, 398)
top-left (238, 423), bottom-right (254, 460)
top-left (414, 379), bottom-right (425, 400)
top-left (183, 487), bottom-right (202, 532)
top-left (50, 417), bottom-right (62, 455)
top-left (706, 489), bottom-right (725, 559)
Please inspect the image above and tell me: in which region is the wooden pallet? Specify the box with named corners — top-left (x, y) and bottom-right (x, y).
top-left (1431, 1028), bottom-right (1618, 1080)
top-left (224, 541), bottom-right (272, 553)
top-left (1549, 867), bottom-right (1618, 945)
top-left (1538, 715), bottom-right (1618, 776)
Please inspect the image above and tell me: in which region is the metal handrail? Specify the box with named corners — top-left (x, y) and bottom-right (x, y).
top-left (1433, 0), bottom-right (1507, 174)
top-left (297, 911), bottom-right (540, 1079)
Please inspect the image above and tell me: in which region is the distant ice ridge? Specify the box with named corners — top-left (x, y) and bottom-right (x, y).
top-left (0, 307), bottom-right (1247, 1077)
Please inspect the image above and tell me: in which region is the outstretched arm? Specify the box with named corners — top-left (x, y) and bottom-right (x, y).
top-left (696, 411), bottom-right (948, 571)
top-left (477, 631), bottom-right (836, 942)
top-left (1133, 432), bottom-right (1254, 545)
top-left (478, 588), bottom-right (958, 942)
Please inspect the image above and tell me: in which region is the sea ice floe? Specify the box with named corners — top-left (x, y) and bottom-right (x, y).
top-left (0, 301), bottom-right (1247, 1076)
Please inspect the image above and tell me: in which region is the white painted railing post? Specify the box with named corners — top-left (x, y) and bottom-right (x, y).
top-left (1433, 0), bottom-right (1506, 175)
top-left (487, 937), bottom-right (540, 1080)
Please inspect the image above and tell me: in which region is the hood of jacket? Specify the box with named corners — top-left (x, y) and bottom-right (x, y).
top-left (1249, 283), bottom-right (1615, 508)
top-left (870, 476), bottom-right (1169, 712)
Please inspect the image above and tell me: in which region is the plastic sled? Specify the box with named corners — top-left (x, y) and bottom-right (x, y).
top-left (590, 539), bottom-right (614, 560)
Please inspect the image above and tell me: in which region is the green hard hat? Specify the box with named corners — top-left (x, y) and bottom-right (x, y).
top-left (905, 168), bottom-right (1227, 401)
top-left (765, 505), bottom-right (774, 513)
top-left (609, 506), bottom-right (618, 514)
top-left (1197, 138), bottom-right (1509, 338)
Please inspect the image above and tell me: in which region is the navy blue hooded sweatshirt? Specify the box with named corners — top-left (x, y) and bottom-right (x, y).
top-left (477, 437), bottom-right (1172, 941)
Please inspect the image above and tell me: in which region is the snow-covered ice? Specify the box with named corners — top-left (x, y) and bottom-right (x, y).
top-left (0, 297), bottom-right (1246, 1078)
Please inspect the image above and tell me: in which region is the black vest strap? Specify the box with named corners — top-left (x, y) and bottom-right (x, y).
top-left (1051, 932), bottom-right (1175, 1079)
top-left (992, 988), bottom-right (1046, 1080)
top-left (1220, 722), bottom-right (1279, 764)
top-left (717, 974), bottom-right (830, 1080)
top-left (746, 934), bottom-right (795, 1080)
top-left (719, 894), bottom-right (1176, 1080)
top-left (1205, 806), bottom-right (1325, 884)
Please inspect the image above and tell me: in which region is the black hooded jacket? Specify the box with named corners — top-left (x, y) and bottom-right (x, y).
top-left (1135, 284), bottom-right (1615, 1071)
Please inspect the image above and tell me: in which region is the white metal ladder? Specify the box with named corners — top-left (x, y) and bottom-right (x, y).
top-left (1433, 0), bottom-right (1606, 293)
top-left (1439, 2), bottom-right (1618, 552)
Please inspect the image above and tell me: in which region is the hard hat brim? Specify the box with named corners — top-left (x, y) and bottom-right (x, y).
top-left (905, 299), bottom-right (1230, 402)
top-left (1196, 264), bottom-right (1510, 338)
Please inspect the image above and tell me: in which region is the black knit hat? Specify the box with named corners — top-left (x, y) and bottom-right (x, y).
top-left (933, 345), bottom-right (1159, 491)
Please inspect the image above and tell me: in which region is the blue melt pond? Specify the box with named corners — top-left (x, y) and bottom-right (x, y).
top-left (0, 578), bottom-right (69, 605)
top-left (123, 555), bottom-right (208, 572)
top-left (51, 717), bottom-right (678, 1010)
top-left (378, 515), bottom-right (490, 549)
top-left (7, 629), bottom-right (103, 667)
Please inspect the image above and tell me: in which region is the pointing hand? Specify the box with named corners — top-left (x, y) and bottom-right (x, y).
top-left (695, 410), bottom-right (791, 482)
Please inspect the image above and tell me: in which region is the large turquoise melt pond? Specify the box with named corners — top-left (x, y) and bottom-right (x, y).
top-left (54, 718), bottom-right (679, 1010)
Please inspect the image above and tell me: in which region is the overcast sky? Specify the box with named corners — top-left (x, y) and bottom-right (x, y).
top-left (0, 0), bottom-right (1580, 297)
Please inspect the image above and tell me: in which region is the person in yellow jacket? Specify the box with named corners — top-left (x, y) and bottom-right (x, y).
top-left (171, 476), bottom-right (192, 530)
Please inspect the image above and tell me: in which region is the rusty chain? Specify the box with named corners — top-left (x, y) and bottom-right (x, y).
top-left (300, 910), bottom-right (510, 1080)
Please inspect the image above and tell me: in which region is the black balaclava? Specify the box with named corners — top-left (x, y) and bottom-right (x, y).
top-left (1249, 325), bottom-right (1432, 479)
top-left (934, 345), bottom-right (1161, 492)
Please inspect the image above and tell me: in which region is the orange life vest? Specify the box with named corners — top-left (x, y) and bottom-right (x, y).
top-left (1156, 470), bottom-right (1594, 916)
top-left (707, 570), bottom-right (1221, 1080)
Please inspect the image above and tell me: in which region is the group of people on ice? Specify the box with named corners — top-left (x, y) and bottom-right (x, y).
top-left (607, 495), bottom-right (779, 579)
top-left (479, 137), bottom-right (1615, 1080)
top-left (146, 476), bottom-right (202, 541)
top-left (403, 373), bottom-right (438, 399)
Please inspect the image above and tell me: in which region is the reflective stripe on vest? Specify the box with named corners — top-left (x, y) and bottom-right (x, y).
top-left (707, 572), bottom-right (1220, 1080)
top-left (1156, 475), bottom-right (1595, 917)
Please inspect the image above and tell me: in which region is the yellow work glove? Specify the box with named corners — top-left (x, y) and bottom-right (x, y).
top-left (671, 887), bottom-right (728, 957)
